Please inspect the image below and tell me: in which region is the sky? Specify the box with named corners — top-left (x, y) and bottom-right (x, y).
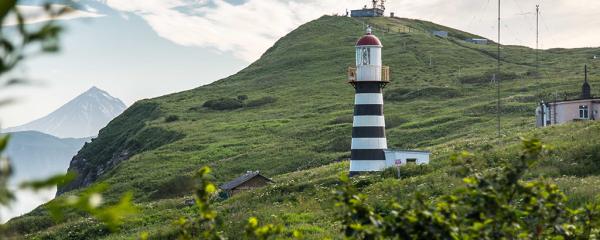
top-left (2, 0), bottom-right (600, 128)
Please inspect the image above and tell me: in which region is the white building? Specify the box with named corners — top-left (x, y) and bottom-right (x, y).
top-left (385, 150), bottom-right (430, 166)
top-left (537, 65), bottom-right (598, 127)
top-left (465, 38), bottom-right (488, 45)
top-left (432, 31), bottom-right (448, 38)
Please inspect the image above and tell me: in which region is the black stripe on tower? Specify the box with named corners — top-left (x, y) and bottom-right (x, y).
top-left (355, 83), bottom-right (383, 93)
top-left (352, 127), bottom-right (386, 138)
top-left (354, 104), bottom-right (383, 115)
top-left (351, 149), bottom-right (386, 160)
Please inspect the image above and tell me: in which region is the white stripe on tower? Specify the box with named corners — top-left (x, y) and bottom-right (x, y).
top-left (353, 116), bottom-right (385, 127)
top-left (354, 93), bottom-right (384, 105)
top-left (351, 138), bottom-right (388, 149)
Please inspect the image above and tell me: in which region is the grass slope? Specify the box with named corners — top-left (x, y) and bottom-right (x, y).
top-left (7, 15), bottom-right (600, 239)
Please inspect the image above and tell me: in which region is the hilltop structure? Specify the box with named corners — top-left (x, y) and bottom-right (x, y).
top-left (351, 0), bottom-right (386, 17)
top-left (536, 65), bottom-right (599, 127)
top-left (348, 27), bottom-right (429, 174)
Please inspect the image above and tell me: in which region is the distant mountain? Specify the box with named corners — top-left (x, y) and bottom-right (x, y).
top-left (4, 131), bottom-right (89, 184)
top-left (5, 87), bottom-right (127, 138)
top-left (0, 131), bottom-right (88, 222)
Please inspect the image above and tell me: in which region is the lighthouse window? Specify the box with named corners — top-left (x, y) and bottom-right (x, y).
top-left (361, 48), bottom-right (370, 65)
top-left (579, 105), bottom-right (589, 119)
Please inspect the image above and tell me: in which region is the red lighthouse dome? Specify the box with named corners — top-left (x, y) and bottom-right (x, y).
top-left (356, 27), bottom-right (382, 47)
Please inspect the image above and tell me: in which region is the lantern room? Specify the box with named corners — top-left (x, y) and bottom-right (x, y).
top-left (348, 27), bottom-right (389, 84)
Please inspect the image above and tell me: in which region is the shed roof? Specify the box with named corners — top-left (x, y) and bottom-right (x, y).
top-left (385, 149), bottom-right (431, 154)
top-left (219, 171), bottom-right (274, 190)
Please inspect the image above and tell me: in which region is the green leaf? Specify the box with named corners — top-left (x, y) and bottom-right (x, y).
top-left (0, 0), bottom-right (17, 22)
top-left (0, 135), bottom-right (10, 151)
top-left (20, 172), bottom-right (76, 190)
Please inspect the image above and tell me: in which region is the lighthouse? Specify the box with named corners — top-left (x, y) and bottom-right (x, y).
top-left (348, 27), bottom-right (390, 174)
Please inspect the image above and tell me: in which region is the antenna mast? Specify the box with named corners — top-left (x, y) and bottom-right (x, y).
top-left (496, 0), bottom-right (501, 139)
top-left (536, 4), bottom-right (540, 75)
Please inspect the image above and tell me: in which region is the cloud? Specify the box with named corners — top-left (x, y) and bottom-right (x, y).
top-left (4, 4), bottom-right (104, 26)
top-left (104, 0), bottom-right (363, 62)
top-left (102, 0), bottom-right (600, 61)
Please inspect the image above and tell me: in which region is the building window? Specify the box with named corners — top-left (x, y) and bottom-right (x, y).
top-left (361, 48), bottom-right (370, 65)
top-left (406, 158), bottom-right (417, 165)
top-left (355, 48), bottom-right (370, 66)
top-left (579, 105), bottom-right (589, 119)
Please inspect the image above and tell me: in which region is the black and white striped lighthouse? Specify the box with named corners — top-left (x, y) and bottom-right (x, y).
top-left (348, 27), bottom-right (390, 174)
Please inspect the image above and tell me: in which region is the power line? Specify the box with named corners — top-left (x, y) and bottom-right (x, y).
top-left (497, 0), bottom-right (501, 139)
top-left (536, 4), bottom-right (540, 76)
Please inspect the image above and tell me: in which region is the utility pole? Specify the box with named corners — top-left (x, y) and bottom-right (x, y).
top-left (497, 0), bottom-right (501, 139)
top-left (536, 5), bottom-right (540, 75)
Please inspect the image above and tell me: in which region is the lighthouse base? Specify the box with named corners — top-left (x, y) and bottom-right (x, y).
top-left (349, 160), bottom-right (386, 173)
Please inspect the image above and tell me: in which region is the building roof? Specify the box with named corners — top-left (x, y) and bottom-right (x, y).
top-left (546, 98), bottom-right (600, 105)
top-left (385, 149), bottom-right (431, 154)
top-left (219, 171), bottom-right (273, 190)
top-left (356, 27), bottom-right (382, 47)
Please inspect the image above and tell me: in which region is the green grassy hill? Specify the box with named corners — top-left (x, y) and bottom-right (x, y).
top-left (7, 15), bottom-right (600, 239)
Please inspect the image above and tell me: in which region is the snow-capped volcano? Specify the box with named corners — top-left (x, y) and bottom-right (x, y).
top-left (5, 87), bottom-right (126, 138)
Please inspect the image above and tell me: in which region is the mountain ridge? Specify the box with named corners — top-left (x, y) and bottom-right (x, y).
top-left (4, 87), bottom-right (127, 138)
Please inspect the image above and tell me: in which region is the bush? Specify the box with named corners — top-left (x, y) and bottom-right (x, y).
top-left (165, 115), bottom-right (179, 123)
top-left (246, 96), bottom-right (277, 107)
top-left (237, 95), bottom-right (248, 101)
top-left (202, 98), bottom-right (244, 110)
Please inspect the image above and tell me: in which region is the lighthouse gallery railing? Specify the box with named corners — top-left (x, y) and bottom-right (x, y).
top-left (347, 66), bottom-right (390, 82)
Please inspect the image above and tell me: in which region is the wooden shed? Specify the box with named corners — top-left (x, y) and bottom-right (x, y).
top-left (219, 171), bottom-right (274, 197)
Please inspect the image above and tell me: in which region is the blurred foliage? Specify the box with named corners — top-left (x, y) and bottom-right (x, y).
top-left (0, 135), bottom-right (13, 207)
top-left (0, 1), bottom-right (139, 237)
top-left (48, 184), bottom-right (137, 231)
top-left (334, 138), bottom-right (600, 239)
top-left (0, 0), bottom-right (69, 219)
top-left (177, 166), bottom-right (224, 240)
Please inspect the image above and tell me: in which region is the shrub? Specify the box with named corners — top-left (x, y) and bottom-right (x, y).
top-left (237, 95), bottom-right (248, 101)
top-left (202, 98), bottom-right (244, 110)
top-left (165, 115), bottom-right (179, 123)
top-left (246, 96), bottom-right (277, 107)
